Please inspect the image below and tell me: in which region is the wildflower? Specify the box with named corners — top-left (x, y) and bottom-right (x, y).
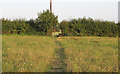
top-left (54, 56), bottom-right (57, 58)
top-left (52, 59), bottom-right (56, 62)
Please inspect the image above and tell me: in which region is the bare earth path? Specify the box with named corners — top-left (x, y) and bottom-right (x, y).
top-left (48, 37), bottom-right (67, 72)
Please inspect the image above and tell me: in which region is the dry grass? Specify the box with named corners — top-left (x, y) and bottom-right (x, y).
top-left (2, 36), bottom-right (57, 72)
top-left (59, 37), bottom-right (118, 72)
top-left (2, 36), bottom-right (118, 72)
top-left (0, 35), bottom-right (2, 73)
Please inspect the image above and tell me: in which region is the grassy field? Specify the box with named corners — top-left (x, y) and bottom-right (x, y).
top-left (2, 36), bottom-right (57, 72)
top-left (0, 35), bottom-right (2, 73)
top-left (59, 37), bottom-right (118, 72)
top-left (2, 36), bottom-right (118, 72)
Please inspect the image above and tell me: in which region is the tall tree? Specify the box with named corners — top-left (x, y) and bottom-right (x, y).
top-left (35, 10), bottom-right (58, 35)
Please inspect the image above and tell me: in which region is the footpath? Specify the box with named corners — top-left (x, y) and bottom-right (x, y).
top-left (48, 37), bottom-right (67, 72)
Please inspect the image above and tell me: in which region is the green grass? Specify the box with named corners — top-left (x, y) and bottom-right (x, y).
top-left (2, 36), bottom-right (118, 72)
top-left (59, 37), bottom-right (118, 72)
top-left (2, 36), bottom-right (57, 72)
top-left (0, 35), bottom-right (2, 73)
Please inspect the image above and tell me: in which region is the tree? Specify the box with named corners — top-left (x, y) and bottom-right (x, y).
top-left (35, 10), bottom-right (58, 35)
top-left (59, 17), bottom-right (118, 37)
top-left (2, 18), bottom-right (29, 34)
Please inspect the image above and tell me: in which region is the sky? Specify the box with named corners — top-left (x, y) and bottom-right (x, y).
top-left (0, 0), bottom-right (119, 23)
top-left (118, 1), bottom-right (120, 22)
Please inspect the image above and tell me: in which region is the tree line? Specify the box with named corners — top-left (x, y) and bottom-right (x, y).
top-left (2, 10), bottom-right (58, 36)
top-left (60, 18), bottom-right (118, 37)
top-left (1, 10), bottom-right (119, 37)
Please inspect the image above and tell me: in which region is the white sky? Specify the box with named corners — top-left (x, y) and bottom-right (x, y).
top-left (0, 0), bottom-right (119, 23)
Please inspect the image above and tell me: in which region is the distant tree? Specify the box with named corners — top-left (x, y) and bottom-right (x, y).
top-left (59, 20), bottom-right (71, 36)
top-left (2, 10), bottom-right (118, 37)
top-left (2, 18), bottom-right (29, 34)
top-left (59, 17), bottom-right (118, 37)
top-left (118, 23), bottom-right (120, 37)
top-left (35, 10), bottom-right (58, 35)
top-left (0, 19), bottom-right (1, 34)
top-left (25, 19), bottom-right (38, 35)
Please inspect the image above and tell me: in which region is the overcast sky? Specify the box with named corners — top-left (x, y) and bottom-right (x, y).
top-left (0, 0), bottom-right (119, 23)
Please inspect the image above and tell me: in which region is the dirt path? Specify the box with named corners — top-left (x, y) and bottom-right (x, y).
top-left (48, 38), bottom-right (67, 72)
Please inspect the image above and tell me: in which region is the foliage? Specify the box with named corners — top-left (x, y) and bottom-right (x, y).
top-left (2, 10), bottom-right (59, 36)
top-left (59, 18), bottom-right (118, 37)
top-left (2, 10), bottom-right (118, 37)
top-left (2, 18), bottom-right (29, 35)
top-left (35, 10), bottom-right (58, 35)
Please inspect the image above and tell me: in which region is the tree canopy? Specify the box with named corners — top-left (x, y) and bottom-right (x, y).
top-left (59, 18), bottom-right (118, 37)
top-left (35, 10), bottom-right (58, 35)
top-left (2, 10), bottom-right (118, 37)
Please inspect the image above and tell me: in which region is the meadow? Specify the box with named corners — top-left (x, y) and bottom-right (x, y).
top-left (59, 37), bottom-right (118, 72)
top-left (2, 36), bottom-right (118, 72)
top-left (0, 35), bottom-right (2, 73)
top-left (2, 35), bottom-right (57, 72)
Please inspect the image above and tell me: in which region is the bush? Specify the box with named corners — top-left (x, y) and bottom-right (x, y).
top-left (59, 18), bottom-right (118, 37)
top-left (2, 18), bottom-right (29, 34)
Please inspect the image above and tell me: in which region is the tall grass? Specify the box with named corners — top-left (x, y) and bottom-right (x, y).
top-left (0, 35), bottom-right (2, 73)
top-left (2, 36), bottom-right (118, 72)
top-left (2, 36), bottom-right (56, 72)
top-left (60, 37), bottom-right (118, 72)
